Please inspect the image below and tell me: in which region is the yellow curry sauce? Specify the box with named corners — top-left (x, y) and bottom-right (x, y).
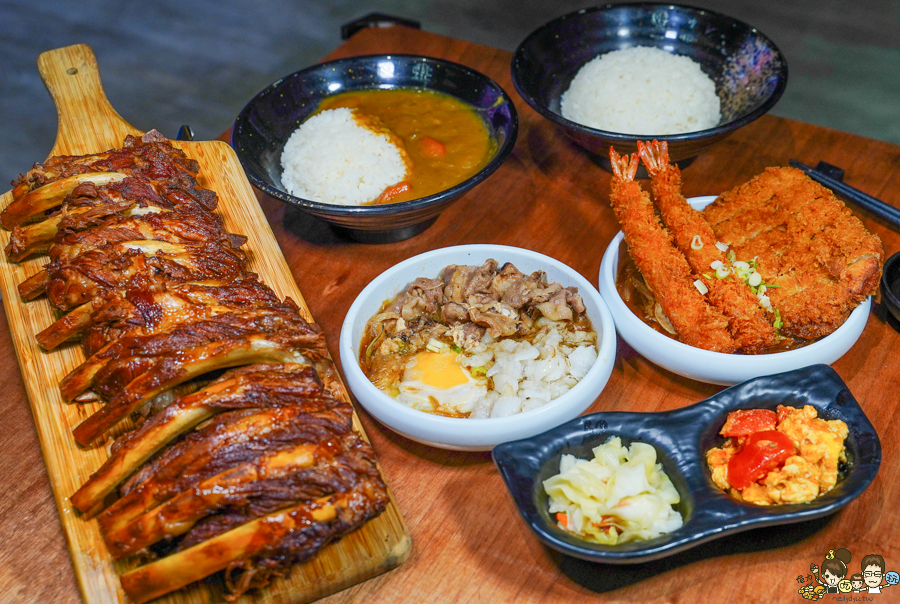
top-left (316, 89), bottom-right (495, 204)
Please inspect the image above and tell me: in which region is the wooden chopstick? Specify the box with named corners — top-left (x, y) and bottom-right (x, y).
top-left (790, 159), bottom-right (900, 230)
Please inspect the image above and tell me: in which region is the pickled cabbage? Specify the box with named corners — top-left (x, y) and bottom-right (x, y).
top-left (543, 437), bottom-right (683, 544)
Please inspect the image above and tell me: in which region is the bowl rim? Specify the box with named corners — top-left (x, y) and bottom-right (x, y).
top-left (510, 2), bottom-right (789, 142)
top-left (338, 244), bottom-right (617, 449)
top-left (231, 53), bottom-right (519, 216)
top-left (880, 250), bottom-right (900, 310)
top-left (597, 195), bottom-right (870, 385)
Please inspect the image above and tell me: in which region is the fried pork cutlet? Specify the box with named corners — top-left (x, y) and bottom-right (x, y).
top-left (702, 167), bottom-right (883, 340)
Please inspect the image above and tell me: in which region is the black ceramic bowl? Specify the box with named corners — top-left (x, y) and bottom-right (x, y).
top-left (511, 3), bottom-right (788, 169)
top-left (231, 54), bottom-right (517, 243)
top-left (880, 251), bottom-right (900, 324)
top-left (493, 365), bottom-right (880, 563)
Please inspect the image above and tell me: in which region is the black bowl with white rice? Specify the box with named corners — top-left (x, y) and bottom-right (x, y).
top-left (511, 3), bottom-right (787, 170)
top-left (232, 54), bottom-right (517, 243)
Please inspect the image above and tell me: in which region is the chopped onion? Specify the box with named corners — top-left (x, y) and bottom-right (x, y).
top-left (748, 272), bottom-right (762, 287)
top-left (715, 241), bottom-right (729, 252)
top-left (693, 279), bottom-right (709, 295)
top-left (715, 265), bottom-right (731, 279)
top-left (654, 303), bottom-right (677, 335)
top-left (425, 338), bottom-right (448, 352)
top-left (543, 437), bottom-right (683, 545)
top-left (710, 260), bottom-right (724, 270)
top-left (691, 235), bottom-right (703, 250)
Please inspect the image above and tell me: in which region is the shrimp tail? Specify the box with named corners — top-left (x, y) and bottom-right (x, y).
top-left (609, 147), bottom-right (639, 182)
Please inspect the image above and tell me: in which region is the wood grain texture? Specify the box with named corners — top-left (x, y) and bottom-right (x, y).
top-left (0, 44), bottom-right (409, 604)
top-left (3, 27), bottom-right (900, 604)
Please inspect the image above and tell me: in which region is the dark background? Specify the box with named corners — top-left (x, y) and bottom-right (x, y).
top-left (2, 0), bottom-right (899, 184)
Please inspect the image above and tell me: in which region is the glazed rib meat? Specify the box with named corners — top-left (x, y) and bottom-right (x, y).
top-left (70, 363), bottom-right (330, 515)
top-left (99, 383), bottom-right (385, 603)
top-left (66, 299), bottom-right (326, 445)
top-left (120, 475), bottom-right (387, 604)
top-left (20, 240), bottom-right (250, 309)
top-left (3, 133), bottom-right (387, 602)
top-left (112, 402), bottom-right (386, 604)
top-left (38, 276), bottom-right (281, 354)
top-left (702, 166), bottom-right (883, 339)
top-left (1, 130), bottom-right (200, 229)
top-left (5, 174), bottom-right (218, 261)
top-left (47, 203), bottom-right (243, 264)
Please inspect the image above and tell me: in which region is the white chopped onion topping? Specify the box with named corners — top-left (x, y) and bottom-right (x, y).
top-left (748, 272), bottom-right (762, 287)
top-left (691, 235), bottom-right (703, 250)
top-left (715, 241), bottom-right (729, 252)
top-left (710, 260), bottom-right (724, 270)
top-left (715, 265), bottom-right (731, 279)
top-left (694, 279), bottom-right (709, 295)
top-left (425, 338), bottom-right (448, 352)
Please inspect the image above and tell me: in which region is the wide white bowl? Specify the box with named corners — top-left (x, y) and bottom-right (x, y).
top-left (339, 245), bottom-right (617, 451)
top-left (598, 196), bottom-right (870, 386)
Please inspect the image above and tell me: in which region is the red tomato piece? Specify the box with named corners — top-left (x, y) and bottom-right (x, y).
top-left (720, 408), bottom-right (778, 437)
top-left (726, 430), bottom-right (795, 490)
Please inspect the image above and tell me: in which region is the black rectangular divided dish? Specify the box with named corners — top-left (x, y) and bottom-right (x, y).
top-left (492, 364), bottom-right (881, 563)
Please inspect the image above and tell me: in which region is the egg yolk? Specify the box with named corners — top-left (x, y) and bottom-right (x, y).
top-left (406, 351), bottom-right (470, 389)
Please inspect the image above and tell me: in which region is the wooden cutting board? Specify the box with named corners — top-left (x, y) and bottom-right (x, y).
top-left (0, 44), bottom-right (410, 604)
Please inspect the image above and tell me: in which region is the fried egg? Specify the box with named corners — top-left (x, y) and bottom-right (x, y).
top-left (396, 350), bottom-right (487, 417)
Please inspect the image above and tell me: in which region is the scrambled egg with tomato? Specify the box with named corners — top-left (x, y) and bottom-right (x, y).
top-left (706, 405), bottom-right (848, 505)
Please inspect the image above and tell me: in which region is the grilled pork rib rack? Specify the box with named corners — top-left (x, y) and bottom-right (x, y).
top-left (3, 131), bottom-right (387, 602)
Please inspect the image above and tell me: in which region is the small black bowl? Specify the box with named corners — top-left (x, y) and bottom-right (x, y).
top-left (231, 54), bottom-right (517, 243)
top-left (492, 365), bottom-right (880, 563)
top-left (881, 251), bottom-right (900, 324)
top-left (511, 3), bottom-right (788, 170)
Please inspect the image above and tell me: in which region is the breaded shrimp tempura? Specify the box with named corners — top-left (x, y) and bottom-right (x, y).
top-left (608, 148), bottom-right (737, 353)
top-left (637, 140), bottom-right (778, 354)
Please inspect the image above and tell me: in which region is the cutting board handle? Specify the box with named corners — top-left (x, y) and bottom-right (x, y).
top-left (37, 44), bottom-right (143, 158)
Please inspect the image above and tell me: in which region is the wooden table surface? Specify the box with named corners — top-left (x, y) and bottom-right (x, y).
top-left (2, 24), bottom-right (899, 604)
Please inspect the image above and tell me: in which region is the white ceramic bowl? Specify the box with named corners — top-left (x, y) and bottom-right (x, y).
top-left (598, 196), bottom-right (870, 386)
top-left (339, 244), bottom-right (617, 451)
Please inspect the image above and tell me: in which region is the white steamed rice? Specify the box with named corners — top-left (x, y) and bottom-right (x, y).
top-left (560, 46), bottom-right (721, 135)
top-left (280, 107), bottom-right (408, 205)
top-left (462, 321), bottom-right (597, 419)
